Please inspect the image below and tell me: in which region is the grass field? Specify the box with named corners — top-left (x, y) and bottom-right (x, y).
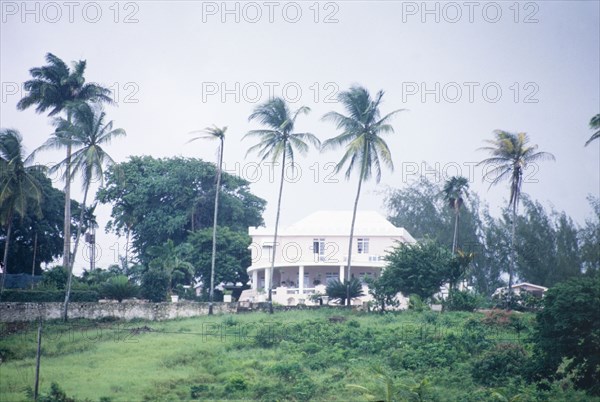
top-left (0, 308), bottom-right (596, 401)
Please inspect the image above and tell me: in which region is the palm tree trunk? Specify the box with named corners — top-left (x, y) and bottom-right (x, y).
top-left (508, 202), bottom-right (516, 308)
top-left (63, 143), bottom-right (72, 269)
top-left (208, 139), bottom-right (224, 315)
top-left (0, 213), bottom-right (14, 301)
top-left (31, 232), bottom-right (38, 289)
top-left (268, 148), bottom-right (287, 314)
top-left (63, 184), bottom-right (89, 322)
top-left (452, 206), bottom-right (460, 254)
top-left (125, 227), bottom-right (130, 274)
top-left (346, 172), bottom-right (364, 306)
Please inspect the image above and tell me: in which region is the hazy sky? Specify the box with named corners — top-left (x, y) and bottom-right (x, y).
top-left (1, 1), bottom-right (599, 272)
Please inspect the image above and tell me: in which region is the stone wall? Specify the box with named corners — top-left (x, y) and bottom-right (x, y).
top-left (0, 302), bottom-right (239, 322)
top-left (0, 301), bottom-right (366, 322)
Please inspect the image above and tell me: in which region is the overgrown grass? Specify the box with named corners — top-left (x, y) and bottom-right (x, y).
top-left (0, 309), bottom-right (596, 401)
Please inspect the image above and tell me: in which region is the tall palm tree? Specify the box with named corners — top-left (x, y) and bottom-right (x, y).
top-left (38, 103), bottom-right (125, 320)
top-left (0, 129), bottom-right (43, 299)
top-left (442, 176), bottom-right (469, 254)
top-left (478, 130), bottom-right (554, 304)
top-left (322, 86), bottom-right (404, 305)
top-left (189, 125), bottom-right (227, 315)
top-left (585, 113), bottom-right (600, 146)
top-left (17, 53), bottom-right (113, 271)
top-left (244, 98), bottom-right (320, 313)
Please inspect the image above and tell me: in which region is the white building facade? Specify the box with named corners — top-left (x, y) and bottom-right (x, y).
top-left (239, 211), bottom-right (416, 306)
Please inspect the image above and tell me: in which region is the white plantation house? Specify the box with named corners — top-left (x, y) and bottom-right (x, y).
top-left (239, 211), bottom-right (416, 306)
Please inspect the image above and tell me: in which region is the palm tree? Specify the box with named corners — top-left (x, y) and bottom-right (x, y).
top-left (37, 103), bottom-right (125, 320)
top-left (321, 86), bottom-right (404, 305)
top-left (585, 114), bottom-right (600, 146)
top-left (147, 239), bottom-right (194, 296)
top-left (0, 129), bottom-right (43, 299)
top-left (244, 98), bottom-right (320, 313)
top-left (17, 53), bottom-right (113, 271)
top-left (189, 125), bottom-right (227, 315)
top-left (442, 176), bottom-right (469, 254)
top-left (478, 130), bottom-right (554, 304)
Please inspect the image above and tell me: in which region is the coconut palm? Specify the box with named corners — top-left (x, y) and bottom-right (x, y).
top-left (442, 176), bottom-right (469, 254)
top-left (17, 53), bottom-right (113, 270)
top-left (244, 98), bottom-right (320, 313)
top-left (585, 114), bottom-right (600, 146)
top-left (322, 86), bottom-right (404, 305)
top-left (478, 130), bottom-right (554, 304)
top-left (189, 125), bottom-right (227, 315)
top-left (0, 129), bottom-right (44, 299)
top-left (38, 103), bottom-right (125, 320)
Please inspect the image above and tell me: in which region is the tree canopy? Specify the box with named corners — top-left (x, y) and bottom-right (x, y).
top-left (97, 156), bottom-right (266, 263)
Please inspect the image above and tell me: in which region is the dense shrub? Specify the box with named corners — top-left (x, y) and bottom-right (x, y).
top-left (531, 274), bottom-right (600, 395)
top-left (100, 276), bottom-right (139, 302)
top-left (36, 383), bottom-right (76, 402)
top-left (443, 289), bottom-right (481, 312)
top-left (1, 290), bottom-right (99, 302)
top-left (326, 278), bottom-right (364, 305)
top-left (141, 269), bottom-right (169, 302)
top-left (471, 343), bottom-right (528, 386)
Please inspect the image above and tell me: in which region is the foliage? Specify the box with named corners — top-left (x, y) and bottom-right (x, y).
top-left (0, 172), bottom-right (81, 275)
top-left (1, 289), bottom-right (99, 302)
top-left (41, 266), bottom-right (70, 289)
top-left (472, 343), bottom-right (528, 386)
top-left (326, 278), bottom-right (365, 305)
top-left (382, 241), bottom-right (454, 300)
top-left (140, 268), bottom-right (170, 302)
top-left (147, 239), bottom-right (194, 292)
top-left (531, 274), bottom-right (600, 395)
top-left (366, 276), bottom-right (399, 313)
top-left (182, 226), bottom-right (251, 287)
top-left (37, 383), bottom-right (77, 402)
top-left (443, 289), bottom-right (481, 312)
top-left (580, 196), bottom-right (600, 272)
top-left (408, 294), bottom-right (428, 311)
top-left (0, 310), bottom-right (595, 402)
top-left (97, 156), bottom-right (266, 263)
top-left (100, 275), bottom-right (138, 302)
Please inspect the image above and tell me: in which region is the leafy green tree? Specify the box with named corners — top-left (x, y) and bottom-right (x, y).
top-left (531, 274), bottom-right (600, 395)
top-left (38, 103), bottom-right (125, 320)
top-left (244, 97), bottom-right (319, 312)
top-left (382, 241), bottom-right (453, 300)
top-left (97, 156), bottom-right (266, 262)
top-left (442, 176), bottom-right (469, 254)
top-left (189, 125), bottom-right (227, 314)
top-left (183, 226), bottom-right (251, 288)
top-left (322, 86), bottom-right (404, 305)
top-left (100, 275), bottom-right (138, 302)
top-left (325, 278), bottom-right (364, 305)
top-left (365, 276), bottom-right (398, 313)
top-left (580, 196), bottom-right (600, 272)
top-left (41, 266), bottom-right (69, 289)
top-left (0, 129), bottom-right (43, 298)
top-left (17, 53), bottom-right (113, 270)
top-left (478, 131), bottom-right (555, 302)
top-left (0, 164), bottom-right (77, 276)
top-left (585, 113), bottom-right (599, 146)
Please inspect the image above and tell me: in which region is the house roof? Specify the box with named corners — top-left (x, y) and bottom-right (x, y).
top-left (493, 282), bottom-right (548, 295)
top-left (249, 210), bottom-right (416, 241)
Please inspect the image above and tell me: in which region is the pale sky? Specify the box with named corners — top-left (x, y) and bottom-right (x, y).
top-left (1, 1), bottom-right (599, 272)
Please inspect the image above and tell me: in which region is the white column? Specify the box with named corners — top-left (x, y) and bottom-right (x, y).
top-left (299, 265), bottom-right (304, 294)
top-left (339, 265), bottom-right (345, 282)
top-left (264, 268), bottom-right (270, 291)
top-left (252, 270), bottom-right (258, 290)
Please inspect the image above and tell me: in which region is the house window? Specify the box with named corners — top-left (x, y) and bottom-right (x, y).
top-left (357, 238), bottom-right (369, 254)
top-left (326, 272), bottom-right (338, 284)
top-left (313, 238), bottom-right (325, 255)
top-left (263, 245), bottom-right (273, 262)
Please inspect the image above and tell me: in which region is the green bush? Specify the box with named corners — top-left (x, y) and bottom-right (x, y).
top-left (141, 269), bottom-right (169, 302)
top-left (37, 383), bottom-right (76, 402)
top-left (326, 278), bottom-right (364, 305)
top-left (444, 289), bottom-right (481, 312)
top-left (1, 290), bottom-right (99, 302)
top-left (224, 374), bottom-right (248, 392)
top-left (408, 294), bottom-right (428, 311)
top-left (472, 343), bottom-right (528, 386)
top-left (100, 276), bottom-right (139, 302)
